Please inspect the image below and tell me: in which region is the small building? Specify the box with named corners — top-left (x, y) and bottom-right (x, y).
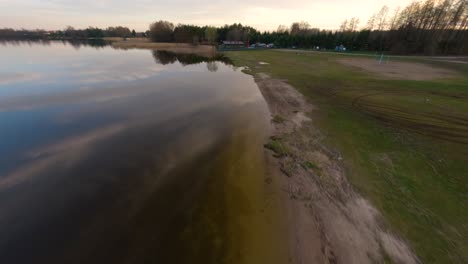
top-left (221, 41), bottom-right (245, 49)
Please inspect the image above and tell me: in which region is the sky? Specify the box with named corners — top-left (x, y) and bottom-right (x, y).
top-left (0, 0), bottom-right (416, 31)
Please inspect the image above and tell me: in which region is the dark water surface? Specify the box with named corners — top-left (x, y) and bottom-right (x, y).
top-left (0, 41), bottom-right (274, 263)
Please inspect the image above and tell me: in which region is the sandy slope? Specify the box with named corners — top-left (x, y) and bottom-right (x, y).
top-left (255, 72), bottom-right (419, 264)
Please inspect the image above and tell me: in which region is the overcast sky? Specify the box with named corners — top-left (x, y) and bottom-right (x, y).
top-left (0, 0), bottom-right (415, 31)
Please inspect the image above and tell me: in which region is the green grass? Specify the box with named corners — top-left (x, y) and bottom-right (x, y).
top-left (264, 138), bottom-right (290, 157)
top-left (226, 50), bottom-right (468, 263)
top-left (302, 161), bottom-right (322, 174)
top-left (271, 115), bottom-right (286, 124)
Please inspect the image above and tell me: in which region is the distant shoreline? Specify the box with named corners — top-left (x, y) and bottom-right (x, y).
top-left (0, 37), bottom-right (218, 57)
top-left (107, 38), bottom-right (217, 57)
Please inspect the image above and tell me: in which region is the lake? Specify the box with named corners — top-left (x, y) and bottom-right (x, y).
top-left (0, 41), bottom-right (287, 263)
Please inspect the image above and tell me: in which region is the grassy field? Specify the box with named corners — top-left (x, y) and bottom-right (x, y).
top-left (226, 50), bottom-right (468, 263)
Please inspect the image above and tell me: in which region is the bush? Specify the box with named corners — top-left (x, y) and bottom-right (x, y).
top-left (149, 20), bottom-right (174, 42)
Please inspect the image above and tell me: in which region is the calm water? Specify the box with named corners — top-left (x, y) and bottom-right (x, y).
top-left (0, 41), bottom-right (272, 263)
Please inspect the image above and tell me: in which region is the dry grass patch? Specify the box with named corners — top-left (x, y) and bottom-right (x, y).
top-left (337, 57), bottom-right (457, 80)
top-left (111, 39), bottom-right (216, 57)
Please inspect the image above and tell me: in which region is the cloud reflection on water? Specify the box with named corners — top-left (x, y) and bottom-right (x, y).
top-left (0, 72), bottom-right (42, 85)
top-left (0, 40), bottom-right (270, 264)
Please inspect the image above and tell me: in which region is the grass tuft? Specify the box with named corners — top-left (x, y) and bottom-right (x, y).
top-left (302, 161), bottom-right (321, 173)
top-left (271, 115), bottom-right (286, 124)
top-left (264, 139), bottom-right (290, 157)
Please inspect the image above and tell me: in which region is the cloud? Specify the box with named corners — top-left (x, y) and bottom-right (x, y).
top-left (0, 124), bottom-right (126, 190)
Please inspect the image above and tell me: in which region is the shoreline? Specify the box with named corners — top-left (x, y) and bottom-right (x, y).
top-left (108, 38), bottom-right (217, 57)
top-left (251, 72), bottom-right (419, 264)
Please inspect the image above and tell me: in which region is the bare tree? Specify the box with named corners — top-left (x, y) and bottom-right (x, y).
top-left (349, 17), bottom-right (360, 31)
top-left (389, 7), bottom-right (401, 30)
top-left (376, 6), bottom-right (390, 30)
top-left (340, 19), bottom-right (348, 32)
top-left (290, 21), bottom-right (311, 36)
top-left (366, 14), bottom-right (377, 30)
top-left (277, 25), bottom-right (289, 33)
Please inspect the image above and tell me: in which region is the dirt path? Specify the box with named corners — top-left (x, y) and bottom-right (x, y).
top-left (254, 72), bottom-right (419, 264)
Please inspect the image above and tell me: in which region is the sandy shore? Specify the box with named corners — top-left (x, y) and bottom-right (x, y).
top-left (107, 38), bottom-right (216, 57)
top-left (253, 72), bottom-right (419, 264)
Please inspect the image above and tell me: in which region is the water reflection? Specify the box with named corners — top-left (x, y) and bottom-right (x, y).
top-left (0, 40), bottom-right (269, 264)
top-left (0, 39), bottom-right (110, 50)
top-left (152, 50), bottom-right (177, 65)
top-left (151, 50), bottom-right (231, 71)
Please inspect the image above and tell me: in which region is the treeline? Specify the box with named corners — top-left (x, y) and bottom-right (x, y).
top-left (259, 0), bottom-right (468, 54)
top-left (0, 26), bottom-right (142, 40)
top-left (60, 26), bottom-right (140, 38)
top-left (380, 0), bottom-right (467, 54)
top-left (148, 21), bottom-right (256, 44)
top-left (148, 0), bottom-right (467, 55)
top-left (0, 28), bottom-right (47, 39)
top-left (2, 0), bottom-right (466, 54)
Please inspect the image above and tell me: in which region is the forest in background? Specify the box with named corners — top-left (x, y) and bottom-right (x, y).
top-left (0, 26), bottom-right (140, 40)
top-left (1, 0), bottom-right (467, 55)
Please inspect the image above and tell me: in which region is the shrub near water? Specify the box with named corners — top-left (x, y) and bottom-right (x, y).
top-left (264, 138), bottom-right (290, 157)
